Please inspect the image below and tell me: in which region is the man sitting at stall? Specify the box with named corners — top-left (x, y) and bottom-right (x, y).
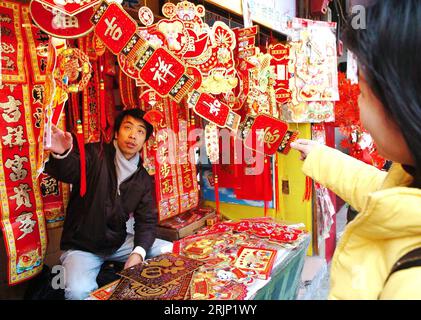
top-left (44, 109), bottom-right (170, 300)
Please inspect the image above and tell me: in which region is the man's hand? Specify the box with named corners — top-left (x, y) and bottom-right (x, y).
top-left (124, 253), bottom-right (143, 269)
top-left (290, 139), bottom-right (320, 161)
top-left (44, 124), bottom-right (73, 155)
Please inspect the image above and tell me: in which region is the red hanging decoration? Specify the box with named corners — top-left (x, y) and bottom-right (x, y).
top-left (76, 120), bottom-right (86, 197)
top-left (263, 157), bottom-right (270, 217)
top-left (99, 56), bottom-right (106, 131)
top-left (303, 176), bottom-right (313, 202)
top-left (274, 153), bottom-right (280, 215)
top-left (212, 164), bottom-right (220, 222)
top-left (334, 72), bottom-right (386, 169)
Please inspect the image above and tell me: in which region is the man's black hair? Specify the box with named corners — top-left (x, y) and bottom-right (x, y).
top-left (343, 0), bottom-right (421, 186)
top-left (114, 108), bottom-right (154, 140)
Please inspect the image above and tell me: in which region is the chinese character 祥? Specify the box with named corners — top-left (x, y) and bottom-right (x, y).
top-left (10, 183), bottom-right (32, 210)
top-left (158, 146), bottom-right (168, 164)
top-left (104, 17), bottom-right (123, 41)
top-left (40, 176), bottom-right (60, 197)
top-left (204, 99), bottom-right (221, 116)
top-left (16, 212), bottom-right (36, 240)
top-left (151, 57), bottom-right (175, 86)
top-left (2, 126), bottom-right (27, 148)
top-left (0, 96), bottom-right (22, 123)
top-left (5, 155), bottom-right (28, 182)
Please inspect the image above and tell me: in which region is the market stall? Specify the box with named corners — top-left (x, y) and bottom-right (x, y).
top-left (0, 0), bottom-right (344, 300)
top-left (88, 218), bottom-right (310, 300)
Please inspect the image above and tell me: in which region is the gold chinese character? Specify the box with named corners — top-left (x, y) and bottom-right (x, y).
top-left (182, 164), bottom-right (192, 174)
top-left (10, 183), bottom-right (32, 210)
top-left (2, 126), bottom-right (27, 148)
top-left (32, 85), bottom-right (45, 105)
top-left (5, 155), bottom-right (28, 182)
top-left (33, 107), bottom-right (43, 129)
top-left (160, 163), bottom-right (171, 179)
top-left (40, 176), bottom-right (60, 197)
top-left (183, 176), bottom-right (192, 189)
top-left (162, 180), bottom-right (173, 195)
top-left (104, 17), bottom-right (122, 40)
top-left (0, 42), bottom-right (15, 54)
top-left (16, 212), bottom-right (36, 240)
top-left (0, 96), bottom-right (22, 123)
top-left (156, 131), bottom-right (168, 143)
top-left (257, 127), bottom-right (281, 149)
top-left (204, 99), bottom-right (221, 116)
top-left (158, 146), bottom-right (168, 163)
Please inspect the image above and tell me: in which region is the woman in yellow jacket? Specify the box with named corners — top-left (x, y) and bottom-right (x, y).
top-left (292, 0), bottom-right (421, 299)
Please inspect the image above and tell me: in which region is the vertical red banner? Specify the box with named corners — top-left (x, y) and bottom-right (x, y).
top-left (0, 84), bottom-right (47, 285)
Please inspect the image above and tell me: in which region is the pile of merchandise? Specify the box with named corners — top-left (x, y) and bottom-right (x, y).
top-left (90, 218), bottom-right (307, 300)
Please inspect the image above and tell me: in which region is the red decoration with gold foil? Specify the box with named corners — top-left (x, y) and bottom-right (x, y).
top-left (91, 1), bottom-right (138, 55)
top-left (334, 72), bottom-right (386, 169)
top-left (243, 115), bottom-right (288, 156)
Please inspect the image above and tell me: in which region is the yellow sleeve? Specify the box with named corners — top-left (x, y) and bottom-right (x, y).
top-left (302, 145), bottom-right (387, 212)
top-left (380, 268), bottom-right (421, 300)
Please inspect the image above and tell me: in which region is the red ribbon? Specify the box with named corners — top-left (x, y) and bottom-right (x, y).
top-left (263, 157), bottom-right (270, 217)
top-left (303, 176), bottom-right (313, 202)
top-left (99, 56), bottom-right (106, 131)
top-left (213, 164), bottom-right (220, 222)
top-left (274, 153), bottom-right (280, 215)
top-left (76, 120), bottom-right (86, 197)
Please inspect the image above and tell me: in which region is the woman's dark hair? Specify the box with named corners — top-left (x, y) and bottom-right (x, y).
top-left (343, 0), bottom-right (421, 185)
top-left (114, 108), bottom-right (154, 140)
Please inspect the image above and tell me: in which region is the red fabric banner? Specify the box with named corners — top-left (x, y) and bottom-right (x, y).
top-left (0, 84), bottom-right (47, 285)
top-left (21, 6), bottom-right (49, 84)
top-left (0, 1), bottom-right (26, 83)
top-left (79, 37), bottom-right (101, 143)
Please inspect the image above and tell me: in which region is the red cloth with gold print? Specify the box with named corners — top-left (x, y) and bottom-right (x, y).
top-left (0, 1), bottom-right (26, 83)
top-left (0, 84), bottom-right (47, 285)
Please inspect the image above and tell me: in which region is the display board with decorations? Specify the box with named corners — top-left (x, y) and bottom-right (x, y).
top-left (87, 218), bottom-right (308, 300)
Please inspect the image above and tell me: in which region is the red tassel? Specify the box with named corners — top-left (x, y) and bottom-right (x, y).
top-left (99, 57), bottom-right (106, 131)
top-left (263, 157), bottom-right (269, 217)
top-left (76, 120), bottom-right (86, 197)
top-left (302, 176), bottom-right (313, 202)
top-left (274, 153), bottom-right (280, 215)
top-left (213, 164), bottom-right (220, 222)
